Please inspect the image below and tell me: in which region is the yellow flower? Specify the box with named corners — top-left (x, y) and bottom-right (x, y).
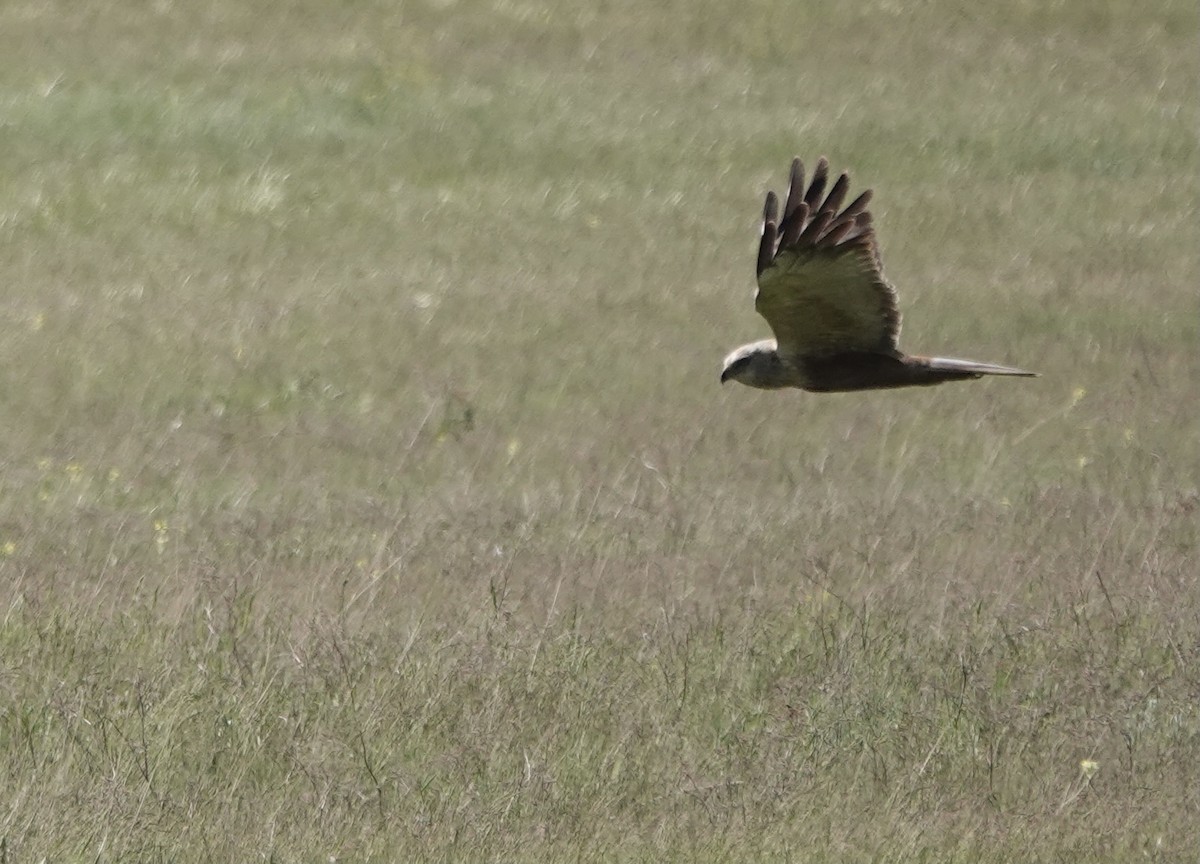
top-left (2, 542), bottom-right (15, 556)
top-left (153, 520), bottom-right (169, 553)
top-left (1070, 387), bottom-right (1086, 407)
top-left (1080, 759), bottom-right (1099, 779)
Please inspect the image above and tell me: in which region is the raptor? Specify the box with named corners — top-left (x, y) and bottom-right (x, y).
top-left (721, 157), bottom-right (1036, 392)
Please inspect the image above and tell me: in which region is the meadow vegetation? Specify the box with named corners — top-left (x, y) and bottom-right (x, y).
top-left (0, 0), bottom-right (1196, 860)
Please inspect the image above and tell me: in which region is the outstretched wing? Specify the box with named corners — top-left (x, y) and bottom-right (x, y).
top-left (755, 157), bottom-right (901, 359)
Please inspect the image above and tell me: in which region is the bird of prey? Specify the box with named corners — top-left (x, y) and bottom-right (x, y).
top-left (720, 157), bottom-right (1036, 392)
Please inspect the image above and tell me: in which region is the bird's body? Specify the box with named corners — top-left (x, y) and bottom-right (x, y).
top-left (721, 157), bottom-right (1035, 392)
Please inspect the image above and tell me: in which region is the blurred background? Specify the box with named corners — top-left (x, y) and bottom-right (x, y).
top-left (1, 1), bottom-right (1196, 860)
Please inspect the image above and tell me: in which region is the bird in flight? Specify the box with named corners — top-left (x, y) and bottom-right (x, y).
top-left (721, 157), bottom-right (1036, 392)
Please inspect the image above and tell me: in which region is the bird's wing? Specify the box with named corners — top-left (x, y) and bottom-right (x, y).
top-left (755, 157), bottom-right (901, 359)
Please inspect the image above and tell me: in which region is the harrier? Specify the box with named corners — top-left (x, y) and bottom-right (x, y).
top-left (721, 157), bottom-right (1036, 391)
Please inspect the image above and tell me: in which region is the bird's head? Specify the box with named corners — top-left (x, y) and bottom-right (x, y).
top-left (720, 339), bottom-right (785, 388)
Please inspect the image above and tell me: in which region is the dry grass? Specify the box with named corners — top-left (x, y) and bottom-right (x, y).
top-left (1, 0), bottom-right (1197, 860)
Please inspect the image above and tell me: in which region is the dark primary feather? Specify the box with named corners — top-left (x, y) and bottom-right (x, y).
top-left (754, 157), bottom-right (902, 359)
top-left (820, 172), bottom-right (850, 216)
top-left (757, 191), bottom-right (779, 276)
top-left (783, 159), bottom-right (806, 222)
top-left (801, 156), bottom-right (829, 208)
top-left (839, 189), bottom-right (873, 222)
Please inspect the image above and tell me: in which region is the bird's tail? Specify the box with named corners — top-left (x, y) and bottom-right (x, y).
top-left (924, 356), bottom-right (1038, 378)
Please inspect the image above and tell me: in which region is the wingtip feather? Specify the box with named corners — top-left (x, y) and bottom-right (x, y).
top-left (784, 158), bottom-right (805, 220)
top-left (762, 190), bottom-right (779, 225)
top-left (803, 157), bottom-right (830, 208)
top-left (820, 172), bottom-right (850, 215)
top-left (757, 204), bottom-right (778, 276)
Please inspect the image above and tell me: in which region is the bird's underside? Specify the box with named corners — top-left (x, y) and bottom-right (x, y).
top-left (720, 157), bottom-right (1036, 393)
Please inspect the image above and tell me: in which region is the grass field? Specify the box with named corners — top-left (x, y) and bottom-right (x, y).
top-left (1, 0), bottom-right (1197, 860)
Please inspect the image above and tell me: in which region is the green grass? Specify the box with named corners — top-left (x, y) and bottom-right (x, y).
top-left (1, 0), bottom-right (1197, 860)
